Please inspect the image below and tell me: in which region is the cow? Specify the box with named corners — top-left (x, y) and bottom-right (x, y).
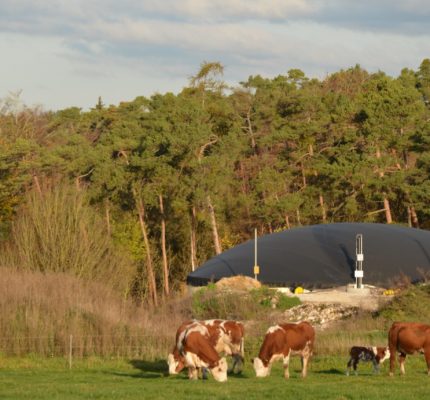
top-left (167, 320), bottom-right (193, 375)
top-left (388, 321), bottom-right (430, 376)
top-left (177, 321), bottom-right (228, 382)
top-left (253, 321), bottom-right (315, 379)
top-left (346, 346), bottom-right (390, 375)
top-left (167, 319), bottom-right (245, 376)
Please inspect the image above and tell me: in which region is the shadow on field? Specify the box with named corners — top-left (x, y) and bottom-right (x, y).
top-left (106, 359), bottom-right (170, 379)
top-left (314, 368), bottom-right (345, 375)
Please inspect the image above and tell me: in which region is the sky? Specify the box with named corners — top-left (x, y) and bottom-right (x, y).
top-left (1, 0), bottom-right (429, 111)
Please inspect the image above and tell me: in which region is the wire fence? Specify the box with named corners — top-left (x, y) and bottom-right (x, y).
top-left (0, 334), bottom-right (174, 361)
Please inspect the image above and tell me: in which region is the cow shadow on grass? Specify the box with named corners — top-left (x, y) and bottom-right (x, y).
top-left (129, 359), bottom-right (170, 378)
top-left (106, 359), bottom-right (170, 380)
top-left (313, 368), bottom-right (345, 375)
top-left (114, 359), bottom-right (250, 380)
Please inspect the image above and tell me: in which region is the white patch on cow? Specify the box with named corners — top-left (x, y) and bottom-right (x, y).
top-left (167, 353), bottom-right (179, 375)
top-left (177, 330), bottom-right (187, 353)
top-left (372, 346), bottom-right (377, 356)
top-left (205, 319), bottom-right (218, 326)
top-left (187, 324), bottom-right (209, 337)
top-left (211, 357), bottom-right (228, 382)
top-left (184, 351), bottom-right (209, 370)
top-left (267, 325), bottom-right (282, 334)
top-left (380, 348), bottom-right (390, 363)
top-left (253, 357), bottom-right (270, 378)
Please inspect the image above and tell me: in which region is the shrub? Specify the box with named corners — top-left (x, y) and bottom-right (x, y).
top-left (190, 285), bottom-right (301, 320)
top-left (0, 185), bottom-right (134, 294)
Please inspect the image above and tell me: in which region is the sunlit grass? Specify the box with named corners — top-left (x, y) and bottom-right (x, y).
top-left (0, 355), bottom-right (429, 400)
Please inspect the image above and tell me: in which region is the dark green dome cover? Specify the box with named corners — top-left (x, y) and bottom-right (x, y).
top-left (187, 223), bottom-right (430, 288)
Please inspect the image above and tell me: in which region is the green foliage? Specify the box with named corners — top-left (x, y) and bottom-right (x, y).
top-left (377, 284), bottom-right (430, 322)
top-left (2, 60), bottom-right (430, 301)
top-left (0, 185), bottom-right (134, 294)
top-left (190, 285), bottom-right (300, 320)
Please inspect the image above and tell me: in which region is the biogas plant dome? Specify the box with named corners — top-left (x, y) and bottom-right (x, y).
top-left (187, 223), bottom-right (430, 289)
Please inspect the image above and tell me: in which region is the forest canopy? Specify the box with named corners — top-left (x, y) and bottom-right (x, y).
top-left (1, 60), bottom-right (430, 304)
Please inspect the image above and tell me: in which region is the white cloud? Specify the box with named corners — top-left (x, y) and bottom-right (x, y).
top-left (0, 0), bottom-right (430, 110)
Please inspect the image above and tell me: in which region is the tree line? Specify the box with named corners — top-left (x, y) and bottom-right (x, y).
top-left (1, 60), bottom-right (430, 304)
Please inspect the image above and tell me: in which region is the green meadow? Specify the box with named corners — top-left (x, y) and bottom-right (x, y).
top-left (1, 356), bottom-right (429, 400)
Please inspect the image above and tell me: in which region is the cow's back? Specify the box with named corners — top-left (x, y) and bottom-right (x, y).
top-left (389, 322), bottom-right (430, 352)
top-left (280, 322), bottom-right (315, 351)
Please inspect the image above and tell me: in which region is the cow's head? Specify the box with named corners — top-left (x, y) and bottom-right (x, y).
top-left (210, 357), bottom-right (228, 382)
top-left (167, 352), bottom-right (185, 375)
top-left (253, 357), bottom-right (270, 378)
top-left (376, 347), bottom-right (390, 364)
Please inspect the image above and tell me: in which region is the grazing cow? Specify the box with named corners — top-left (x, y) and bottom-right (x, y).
top-left (167, 319), bottom-right (245, 376)
top-left (388, 321), bottom-right (430, 376)
top-left (346, 346), bottom-right (390, 375)
top-left (253, 321), bottom-right (315, 379)
top-left (177, 321), bottom-right (228, 382)
top-left (167, 320), bottom-right (194, 375)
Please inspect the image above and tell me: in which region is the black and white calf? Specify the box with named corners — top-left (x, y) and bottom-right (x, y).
top-left (346, 346), bottom-right (390, 375)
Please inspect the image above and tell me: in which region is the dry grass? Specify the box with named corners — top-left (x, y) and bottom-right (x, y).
top-left (0, 185), bottom-right (134, 294)
top-left (0, 268), bottom-right (184, 359)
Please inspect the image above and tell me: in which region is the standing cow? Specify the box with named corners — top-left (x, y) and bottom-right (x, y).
top-left (346, 346), bottom-right (390, 375)
top-left (253, 321), bottom-right (315, 379)
top-left (177, 321), bottom-right (228, 382)
top-left (388, 321), bottom-right (430, 376)
top-left (167, 319), bottom-right (245, 376)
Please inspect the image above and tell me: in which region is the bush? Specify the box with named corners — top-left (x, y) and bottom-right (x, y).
top-left (0, 185), bottom-right (134, 294)
top-left (190, 285), bottom-right (301, 320)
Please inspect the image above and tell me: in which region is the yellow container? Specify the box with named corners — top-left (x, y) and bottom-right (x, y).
top-left (294, 286), bottom-right (304, 294)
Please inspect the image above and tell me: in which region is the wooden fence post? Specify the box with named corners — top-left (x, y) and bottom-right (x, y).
top-left (69, 335), bottom-right (73, 370)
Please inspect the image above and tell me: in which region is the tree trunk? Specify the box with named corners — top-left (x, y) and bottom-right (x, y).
top-left (319, 194), bottom-right (327, 223)
top-left (383, 197), bottom-right (393, 224)
top-left (246, 108), bottom-right (256, 150)
top-left (159, 194), bottom-right (169, 297)
top-left (190, 206), bottom-right (198, 271)
top-left (376, 148), bottom-right (393, 224)
top-left (296, 209), bottom-right (302, 226)
top-left (300, 161), bottom-right (307, 188)
top-left (285, 215), bottom-right (291, 229)
top-left (410, 206), bottom-right (419, 228)
top-left (33, 174), bottom-right (42, 195)
top-left (105, 200), bottom-right (111, 236)
top-left (207, 195), bottom-right (222, 255)
top-left (407, 206), bottom-right (412, 227)
top-left (134, 190), bottom-right (158, 306)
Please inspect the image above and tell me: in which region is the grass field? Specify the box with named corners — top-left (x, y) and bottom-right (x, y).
top-left (1, 355), bottom-right (429, 400)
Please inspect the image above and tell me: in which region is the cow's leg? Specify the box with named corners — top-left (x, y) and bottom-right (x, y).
top-left (353, 360), bottom-right (359, 376)
top-left (346, 358), bottom-right (353, 376)
top-left (188, 367), bottom-right (198, 380)
top-left (372, 359), bottom-right (380, 374)
top-left (283, 352), bottom-right (291, 379)
top-left (424, 348), bottom-right (430, 376)
top-left (231, 353), bottom-right (243, 374)
top-left (399, 353), bottom-right (406, 376)
top-left (301, 354), bottom-right (309, 378)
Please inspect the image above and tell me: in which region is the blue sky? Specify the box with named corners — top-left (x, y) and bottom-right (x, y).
top-left (1, 0), bottom-right (429, 111)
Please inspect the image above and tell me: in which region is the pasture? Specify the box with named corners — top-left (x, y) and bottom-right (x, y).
top-left (0, 355), bottom-right (429, 400)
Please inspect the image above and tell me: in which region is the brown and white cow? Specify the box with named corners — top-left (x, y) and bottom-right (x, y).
top-left (177, 321), bottom-right (228, 382)
top-left (167, 319), bottom-right (245, 376)
top-left (253, 321), bottom-right (315, 379)
top-left (346, 346), bottom-right (390, 375)
top-left (388, 321), bottom-right (430, 376)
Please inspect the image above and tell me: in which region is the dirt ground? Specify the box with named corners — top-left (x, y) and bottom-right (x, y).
top-left (291, 285), bottom-right (391, 311)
